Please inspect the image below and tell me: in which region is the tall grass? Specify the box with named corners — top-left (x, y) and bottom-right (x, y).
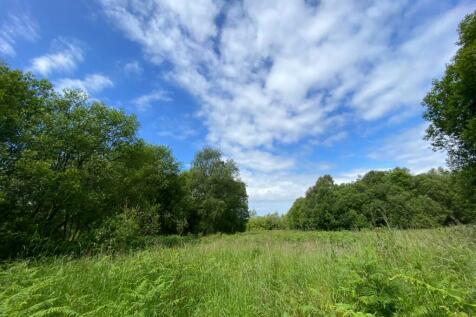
top-left (1, 227), bottom-right (475, 316)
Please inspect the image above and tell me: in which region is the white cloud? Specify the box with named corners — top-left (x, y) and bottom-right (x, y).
top-left (351, 5), bottom-right (470, 120)
top-left (29, 39), bottom-right (83, 76)
top-left (132, 89), bottom-right (171, 111)
top-left (98, 0), bottom-right (471, 162)
top-left (98, 0), bottom-right (471, 211)
top-left (242, 169), bottom-right (323, 214)
top-left (368, 123), bottom-right (447, 174)
top-left (56, 74), bottom-right (113, 94)
top-left (123, 60), bottom-right (143, 75)
top-left (0, 13), bottom-right (38, 56)
top-left (224, 146), bottom-right (296, 173)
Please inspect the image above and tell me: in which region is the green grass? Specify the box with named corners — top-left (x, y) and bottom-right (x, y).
top-left (1, 227), bottom-right (475, 316)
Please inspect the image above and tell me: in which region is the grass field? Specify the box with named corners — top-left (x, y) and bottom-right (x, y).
top-left (1, 227), bottom-right (475, 316)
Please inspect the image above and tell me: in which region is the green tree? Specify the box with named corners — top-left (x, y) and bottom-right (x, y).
top-left (0, 63), bottom-right (188, 257)
top-left (423, 12), bottom-right (476, 178)
top-left (0, 80), bottom-right (139, 256)
top-left (287, 168), bottom-right (471, 231)
top-left (422, 12), bottom-right (476, 220)
top-left (287, 175), bottom-right (337, 230)
top-left (186, 147), bottom-right (249, 234)
top-left (287, 197), bottom-right (307, 229)
top-left (111, 142), bottom-right (184, 235)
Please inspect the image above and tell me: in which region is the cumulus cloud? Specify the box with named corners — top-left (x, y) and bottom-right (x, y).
top-left (242, 169), bottom-right (323, 213)
top-left (319, 131), bottom-right (348, 147)
top-left (56, 74), bottom-right (113, 94)
top-left (29, 39), bottom-right (83, 76)
top-left (0, 13), bottom-right (38, 56)
top-left (98, 0), bottom-right (471, 213)
top-left (333, 124), bottom-right (447, 187)
top-left (99, 0), bottom-right (470, 163)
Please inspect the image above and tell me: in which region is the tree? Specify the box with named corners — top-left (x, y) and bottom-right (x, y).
top-left (186, 147), bottom-right (249, 233)
top-left (422, 12), bottom-right (476, 174)
top-left (0, 63), bottom-right (187, 257)
top-left (0, 72), bottom-right (140, 256)
top-left (286, 168), bottom-right (473, 231)
top-left (422, 11), bottom-right (476, 218)
top-left (111, 142), bottom-right (185, 235)
top-left (0, 63), bottom-right (255, 258)
top-left (287, 175), bottom-right (338, 230)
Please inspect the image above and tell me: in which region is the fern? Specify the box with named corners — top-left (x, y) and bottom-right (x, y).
top-left (389, 274), bottom-right (476, 310)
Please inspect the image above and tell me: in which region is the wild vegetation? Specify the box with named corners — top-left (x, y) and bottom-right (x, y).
top-left (286, 168), bottom-right (474, 231)
top-left (247, 212), bottom-right (288, 231)
top-left (1, 227), bottom-right (475, 316)
top-left (0, 9), bottom-right (476, 317)
top-left (0, 63), bottom-right (249, 259)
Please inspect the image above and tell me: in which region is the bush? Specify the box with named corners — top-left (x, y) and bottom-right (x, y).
top-left (287, 168), bottom-right (474, 230)
top-left (247, 213), bottom-right (288, 231)
top-left (92, 209), bottom-right (142, 252)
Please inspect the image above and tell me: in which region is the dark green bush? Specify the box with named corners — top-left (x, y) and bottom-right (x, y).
top-left (288, 168), bottom-right (475, 230)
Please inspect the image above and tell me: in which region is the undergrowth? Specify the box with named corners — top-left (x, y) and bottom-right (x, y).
top-left (0, 226), bottom-right (475, 316)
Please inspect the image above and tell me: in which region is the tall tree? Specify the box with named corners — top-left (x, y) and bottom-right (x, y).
top-left (423, 12), bottom-right (476, 174)
top-left (187, 147), bottom-right (249, 233)
top-left (422, 11), bottom-right (476, 215)
top-left (0, 63), bottom-right (182, 257)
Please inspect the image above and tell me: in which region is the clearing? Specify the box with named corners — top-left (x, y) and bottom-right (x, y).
top-left (1, 227), bottom-right (475, 316)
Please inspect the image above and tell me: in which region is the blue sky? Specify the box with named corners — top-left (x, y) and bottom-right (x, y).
top-left (1, 0), bottom-right (475, 214)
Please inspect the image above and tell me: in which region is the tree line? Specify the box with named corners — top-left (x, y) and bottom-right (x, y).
top-left (286, 168), bottom-right (474, 230)
top-left (247, 168), bottom-right (475, 231)
top-left (0, 63), bottom-right (248, 258)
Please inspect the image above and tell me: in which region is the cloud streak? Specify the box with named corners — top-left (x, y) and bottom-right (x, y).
top-left (123, 60), bottom-right (143, 76)
top-left (133, 89), bottom-right (171, 111)
top-left (368, 123), bottom-right (447, 174)
top-left (0, 13), bottom-right (38, 56)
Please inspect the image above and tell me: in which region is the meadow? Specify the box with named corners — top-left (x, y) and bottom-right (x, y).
top-left (1, 227), bottom-right (475, 317)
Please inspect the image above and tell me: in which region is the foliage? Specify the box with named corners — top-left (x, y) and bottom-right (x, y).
top-left (247, 213), bottom-right (288, 231)
top-left (184, 147), bottom-right (249, 234)
top-left (0, 63), bottom-right (140, 257)
top-left (0, 63), bottom-right (248, 258)
top-left (287, 168), bottom-right (474, 230)
top-left (423, 11), bottom-right (476, 169)
top-left (91, 208), bottom-right (142, 251)
top-left (422, 11), bottom-right (476, 201)
top-left (0, 227), bottom-right (474, 316)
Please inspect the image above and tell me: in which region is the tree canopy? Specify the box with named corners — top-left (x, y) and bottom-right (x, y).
top-left (287, 168), bottom-right (474, 231)
top-left (0, 63), bottom-right (248, 258)
top-left (185, 147), bottom-right (249, 234)
top-left (423, 11), bottom-right (476, 185)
